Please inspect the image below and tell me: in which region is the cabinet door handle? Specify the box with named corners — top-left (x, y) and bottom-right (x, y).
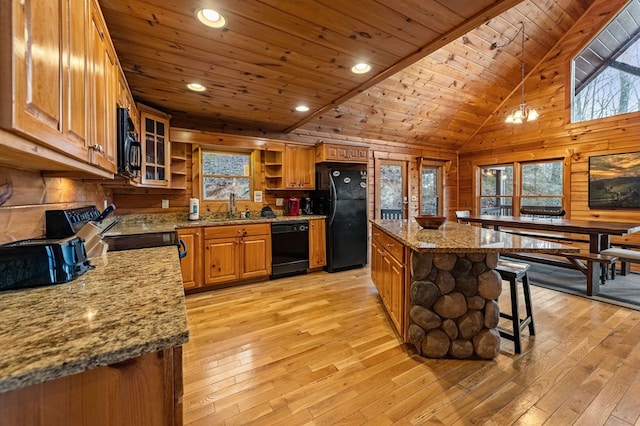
top-left (89, 144), bottom-right (104, 153)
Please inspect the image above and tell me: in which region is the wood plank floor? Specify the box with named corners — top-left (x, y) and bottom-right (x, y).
top-left (182, 267), bottom-right (640, 425)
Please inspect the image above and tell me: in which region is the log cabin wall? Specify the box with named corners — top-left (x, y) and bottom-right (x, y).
top-left (458, 0), bottom-right (640, 245)
top-left (0, 168), bottom-right (110, 244)
top-left (111, 128), bottom-right (458, 222)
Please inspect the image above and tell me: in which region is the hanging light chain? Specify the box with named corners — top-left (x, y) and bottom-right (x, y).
top-left (505, 21), bottom-right (539, 124)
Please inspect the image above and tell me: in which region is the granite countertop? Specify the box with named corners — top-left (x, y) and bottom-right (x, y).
top-left (371, 219), bottom-right (579, 253)
top-left (104, 214), bottom-right (326, 236)
top-left (0, 246), bottom-right (189, 393)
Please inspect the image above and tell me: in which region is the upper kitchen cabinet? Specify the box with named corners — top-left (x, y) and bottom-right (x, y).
top-left (284, 145), bottom-right (315, 190)
top-left (87, 0), bottom-right (118, 174)
top-left (316, 142), bottom-right (369, 164)
top-left (0, 0), bottom-right (119, 177)
top-left (138, 104), bottom-right (171, 187)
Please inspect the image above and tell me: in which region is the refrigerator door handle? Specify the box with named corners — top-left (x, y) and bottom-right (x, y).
top-left (329, 175), bottom-right (338, 226)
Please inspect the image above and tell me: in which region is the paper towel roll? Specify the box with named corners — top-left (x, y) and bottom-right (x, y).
top-left (189, 198), bottom-right (200, 220)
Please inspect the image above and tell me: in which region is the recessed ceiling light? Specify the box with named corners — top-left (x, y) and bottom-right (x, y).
top-left (295, 105), bottom-right (310, 112)
top-left (187, 82), bottom-right (206, 92)
top-left (351, 63), bottom-right (371, 74)
top-left (196, 8), bottom-right (226, 28)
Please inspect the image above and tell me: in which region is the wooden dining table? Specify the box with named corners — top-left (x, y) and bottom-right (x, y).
top-left (462, 215), bottom-right (640, 253)
top-left (461, 215), bottom-right (640, 295)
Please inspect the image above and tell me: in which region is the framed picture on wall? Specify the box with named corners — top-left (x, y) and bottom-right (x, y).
top-left (589, 151), bottom-right (640, 209)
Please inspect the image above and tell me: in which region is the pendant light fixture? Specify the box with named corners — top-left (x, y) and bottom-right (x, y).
top-left (505, 22), bottom-right (539, 124)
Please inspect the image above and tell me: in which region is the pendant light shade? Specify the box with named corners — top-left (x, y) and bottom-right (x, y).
top-left (505, 22), bottom-right (539, 123)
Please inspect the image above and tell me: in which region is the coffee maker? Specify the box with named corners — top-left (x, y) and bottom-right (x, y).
top-left (301, 197), bottom-right (313, 215)
top-left (284, 197), bottom-right (300, 216)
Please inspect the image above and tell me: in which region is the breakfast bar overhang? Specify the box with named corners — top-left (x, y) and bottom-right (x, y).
top-left (370, 219), bottom-right (578, 359)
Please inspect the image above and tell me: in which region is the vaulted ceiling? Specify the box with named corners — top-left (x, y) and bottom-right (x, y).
top-left (99, 0), bottom-right (597, 151)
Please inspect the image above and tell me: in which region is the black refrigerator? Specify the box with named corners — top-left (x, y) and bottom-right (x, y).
top-left (314, 165), bottom-right (368, 272)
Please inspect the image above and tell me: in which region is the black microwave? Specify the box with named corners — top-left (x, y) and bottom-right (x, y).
top-left (116, 107), bottom-right (142, 179)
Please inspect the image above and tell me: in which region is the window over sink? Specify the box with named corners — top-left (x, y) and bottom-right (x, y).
top-left (201, 151), bottom-right (252, 200)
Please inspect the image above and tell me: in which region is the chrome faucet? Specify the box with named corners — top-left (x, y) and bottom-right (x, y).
top-left (229, 192), bottom-right (236, 219)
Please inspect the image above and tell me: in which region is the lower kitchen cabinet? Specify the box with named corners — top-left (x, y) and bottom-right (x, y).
top-left (371, 226), bottom-right (405, 335)
top-left (204, 223), bottom-right (271, 286)
top-left (0, 347), bottom-right (183, 426)
top-left (308, 218), bottom-right (327, 268)
top-left (177, 227), bottom-right (202, 290)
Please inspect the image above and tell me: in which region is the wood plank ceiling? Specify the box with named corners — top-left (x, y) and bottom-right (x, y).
top-left (99, 0), bottom-right (597, 151)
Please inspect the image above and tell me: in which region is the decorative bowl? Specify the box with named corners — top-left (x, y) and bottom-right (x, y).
top-left (414, 215), bottom-right (447, 229)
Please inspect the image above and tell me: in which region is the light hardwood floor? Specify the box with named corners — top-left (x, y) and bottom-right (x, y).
top-left (182, 267), bottom-right (640, 425)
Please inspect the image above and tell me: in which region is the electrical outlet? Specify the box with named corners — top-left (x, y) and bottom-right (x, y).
top-left (275, 198), bottom-right (284, 206)
top-left (162, 199), bottom-right (169, 208)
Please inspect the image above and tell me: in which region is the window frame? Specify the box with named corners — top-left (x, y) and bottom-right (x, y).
top-left (419, 162), bottom-right (444, 216)
top-left (418, 159), bottom-right (446, 216)
top-left (479, 163), bottom-right (515, 216)
top-left (193, 147), bottom-right (257, 207)
top-left (476, 158), bottom-right (566, 217)
top-left (566, 0), bottom-right (640, 127)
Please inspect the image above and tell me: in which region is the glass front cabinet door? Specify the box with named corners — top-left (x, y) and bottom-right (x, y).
top-left (139, 104), bottom-right (170, 186)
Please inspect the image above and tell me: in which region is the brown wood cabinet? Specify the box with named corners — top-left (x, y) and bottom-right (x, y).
top-left (177, 227), bottom-right (202, 290)
top-left (204, 224), bottom-right (271, 286)
top-left (371, 226), bottom-right (405, 334)
top-left (315, 142), bottom-right (369, 164)
top-left (139, 104), bottom-right (171, 187)
top-left (87, 0), bottom-right (117, 173)
top-left (284, 145), bottom-right (315, 189)
top-left (0, 0), bottom-right (90, 162)
top-left (0, 347), bottom-right (183, 426)
top-left (0, 0), bottom-right (121, 177)
top-left (309, 218), bottom-right (327, 268)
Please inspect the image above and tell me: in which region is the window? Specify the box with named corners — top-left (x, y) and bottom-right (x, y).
top-left (521, 161), bottom-right (563, 208)
top-left (572, 0), bottom-right (640, 123)
top-left (420, 166), bottom-right (442, 215)
top-left (480, 165), bottom-right (514, 216)
top-left (202, 151), bottom-right (251, 200)
top-left (478, 160), bottom-right (564, 216)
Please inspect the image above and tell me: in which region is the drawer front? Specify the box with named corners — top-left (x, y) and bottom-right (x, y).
top-left (372, 227), bottom-right (404, 262)
top-left (204, 223), bottom-right (271, 239)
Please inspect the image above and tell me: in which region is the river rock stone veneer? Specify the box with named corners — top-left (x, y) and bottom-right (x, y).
top-left (408, 251), bottom-right (502, 359)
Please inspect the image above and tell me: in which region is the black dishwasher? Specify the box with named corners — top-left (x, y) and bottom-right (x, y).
top-left (271, 220), bottom-right (309, 279)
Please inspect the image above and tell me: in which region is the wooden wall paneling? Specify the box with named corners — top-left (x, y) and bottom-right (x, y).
top-left (115, 127), bottom-right (459, 221)
top-left (0, 168), bottom-right (110, 244)
top-left (463, 0), bottom-right (632, 151)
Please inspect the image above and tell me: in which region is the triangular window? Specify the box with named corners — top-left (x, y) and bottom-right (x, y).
top-left (572, 0), bottom-right (640, 123)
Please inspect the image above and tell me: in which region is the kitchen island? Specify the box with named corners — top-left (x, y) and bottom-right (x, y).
top-left (371, 219), bottom-right (576, 359)
top-left (0, 246), bottom-right (188, 425)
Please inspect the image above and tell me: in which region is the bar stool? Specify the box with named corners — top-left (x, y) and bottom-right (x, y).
top-left (496, 259), bottom-right (535, 354)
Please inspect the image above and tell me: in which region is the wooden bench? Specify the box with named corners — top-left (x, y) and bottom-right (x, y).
top-left (563, 251), bottom-right (618, 296)
top-left (502, 229), bottom-right (590, 245)
top-left (601, 247), bottom-right (640, 278)
top-left (503, 250), bottom-right (618, 296)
